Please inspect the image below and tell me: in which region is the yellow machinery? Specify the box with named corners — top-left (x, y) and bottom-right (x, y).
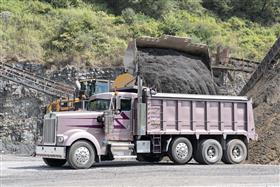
top-left (46, 78), bottom-right (113, 113)
top-left (46, 74), bottom-right (136, 113)
top-left (47, 98), bottom-right (81, 113)
top-left (112, 73), bottom-right (135, 89)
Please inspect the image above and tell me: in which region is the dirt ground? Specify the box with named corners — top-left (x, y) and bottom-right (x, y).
top-left (248, 62), bottom-right (280, 164)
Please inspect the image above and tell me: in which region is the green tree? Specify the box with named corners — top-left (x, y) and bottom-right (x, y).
top-left (106, 0), bottom-right (174, 19)
top-left (175, 0), bottom-right (205, 14)
top-left (202, 0), bottom-right (232, 17)
top-left (202, 0), bottom-right (280, 25)
top-left (40, 0), bottom-right (83, 8)
top-left (121, 8), bottom-right (136, 25)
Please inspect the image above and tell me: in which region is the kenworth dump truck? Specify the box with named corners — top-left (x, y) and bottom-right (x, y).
top-left (36, 77), bottom-right (257, 169)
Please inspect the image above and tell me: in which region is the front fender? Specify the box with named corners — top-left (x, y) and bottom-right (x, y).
top-left (64, 130), bottom-right (101, 155)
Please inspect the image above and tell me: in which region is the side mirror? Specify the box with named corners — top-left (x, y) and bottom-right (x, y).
top-left (97, 115), bottom-right (104, 123)
top-left (115, 109), bottom-right (121, 115)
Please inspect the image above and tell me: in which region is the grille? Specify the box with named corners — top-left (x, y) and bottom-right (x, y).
top-left (43, 118), bottom-right (56, 145)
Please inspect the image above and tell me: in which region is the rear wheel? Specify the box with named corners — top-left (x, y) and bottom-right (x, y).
top-left (222, 139), bottom-right (247, 164)
top-left (43, 158), bottom-right (66, 167)
top-left (67, 140), bottom-right (95, 169)
top-left (169, 137), bottom-right (193, 164)
top-left (198, 139), bottom-right (222, 165)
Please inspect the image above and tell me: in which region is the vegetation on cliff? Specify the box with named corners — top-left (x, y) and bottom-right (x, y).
top-left (0, 0), bottom-right (279, 66)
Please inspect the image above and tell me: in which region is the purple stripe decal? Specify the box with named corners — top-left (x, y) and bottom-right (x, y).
top-left (120, 112), bottom-right (129, 120)
top-left (113, 112), bottom-right (129, 129)
top-left (67, 112), bottom-right (130, 129)
top-left (114, 119), bottom-right (126, 129)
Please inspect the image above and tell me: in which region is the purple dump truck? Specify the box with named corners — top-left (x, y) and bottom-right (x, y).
top-left (36, 79), bottom-right (257, 169)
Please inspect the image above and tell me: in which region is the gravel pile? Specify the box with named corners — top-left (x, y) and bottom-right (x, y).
top-left (138, 48), bottom-right (219, 95)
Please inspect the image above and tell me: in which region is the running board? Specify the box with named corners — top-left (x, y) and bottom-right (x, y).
top-left (110, 143), bottom-right (134, 148)
top-left (113, 155), bottom-right (137, 159)
top-left (109, 141), bottom-right (135, 150)
top-left (109, 141), bottom-right (135, 159)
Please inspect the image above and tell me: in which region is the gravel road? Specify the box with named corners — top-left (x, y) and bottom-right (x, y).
top-left (1, 154), bottom-right (279, 187)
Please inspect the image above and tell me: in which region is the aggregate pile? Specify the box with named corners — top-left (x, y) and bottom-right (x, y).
top-left (248, 62), bottom-right (280, 164)
top-left (138, 48), bottom-right (219, 95)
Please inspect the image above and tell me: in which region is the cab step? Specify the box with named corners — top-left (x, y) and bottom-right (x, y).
top-left (109, 141), bottom-right (135, 150)
top-left (108, 141), bottom-right (136, 159)
top-left (113, 155), bottom-right (137, 160)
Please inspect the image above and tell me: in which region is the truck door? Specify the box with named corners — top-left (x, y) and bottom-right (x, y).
top-left (106, 97), bottom-right (133, 141)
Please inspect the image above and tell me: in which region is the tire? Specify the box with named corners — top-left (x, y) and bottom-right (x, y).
top-left (136, 154), bottom-right (162, 163)
top-left (199, 139), bottom-right (223, 165)
top-left (222, 139), bottom-right (247, 164)
top-left (43, 158), bottom-right (66, 167)
top-left (168, 137), bottom-right (193, 164)
top-left (67, 140), bottom-right (96, 169)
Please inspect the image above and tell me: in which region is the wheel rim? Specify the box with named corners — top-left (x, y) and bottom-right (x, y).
top-left (206, 145), bottom-right (218, 160)
top-left (73, 146), bottom-right (90, 165)
top-left (175, 142), bottom-right (189, 160)
top-left (232, 145), bottom-right (242, 159)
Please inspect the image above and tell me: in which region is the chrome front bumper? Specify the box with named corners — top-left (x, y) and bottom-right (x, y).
top-left (36, 146), bottom-right (66, 159)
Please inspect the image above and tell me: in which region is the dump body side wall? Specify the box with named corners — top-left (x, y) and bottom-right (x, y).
top-left (146, 97), bottom-right (256, 140)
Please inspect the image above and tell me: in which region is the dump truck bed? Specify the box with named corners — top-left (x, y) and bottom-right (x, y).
top-left (124, 35), bottom-right (211, 75)
top-left (146, 93), bottom-right (256, 140)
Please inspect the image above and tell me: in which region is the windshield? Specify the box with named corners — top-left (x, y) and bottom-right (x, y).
top-left (95, 82), bottom-right (110, 94)
top-left (88, 99), bottom-right (110, 111)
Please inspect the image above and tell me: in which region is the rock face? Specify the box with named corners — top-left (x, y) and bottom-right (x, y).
top-left (138, 48), bottom-right (219, 95)
top-left (0, 62), bottom-right (123, 155)
top-left (0, 93), bottom-right (55, 155)
top-left (247, 62), bottom-right (280, 164)
top-left (0, 63), bottom-right (48, 155)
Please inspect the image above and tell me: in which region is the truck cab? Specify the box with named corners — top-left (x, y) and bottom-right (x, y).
top-left (36, 90), bottom-right (140, 168)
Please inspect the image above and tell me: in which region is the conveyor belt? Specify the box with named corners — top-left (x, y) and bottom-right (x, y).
top-left (0, 62), bottom-right (75, 98)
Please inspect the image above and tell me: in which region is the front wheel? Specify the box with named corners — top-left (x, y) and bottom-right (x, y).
top-left (67, 140), bottom-right (96, 169)
top-left (43, 158), bottom-right (66, 167)
top-left (169, 137), bottom-right (193, 164)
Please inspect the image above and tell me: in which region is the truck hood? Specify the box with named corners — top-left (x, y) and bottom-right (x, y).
top-left (52, 111), bottom-right (105, 133)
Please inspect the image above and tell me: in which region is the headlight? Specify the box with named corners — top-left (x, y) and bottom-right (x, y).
top-left (57, 136), bottom-right (64, 143)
